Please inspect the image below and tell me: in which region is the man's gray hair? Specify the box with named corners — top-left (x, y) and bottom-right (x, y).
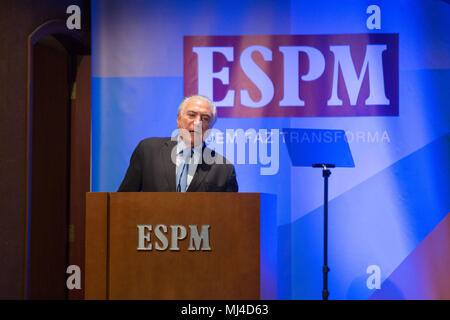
top-left (178, 95), bottom-right (217, 126)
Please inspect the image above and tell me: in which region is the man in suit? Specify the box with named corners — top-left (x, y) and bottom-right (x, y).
top-left (117, 95), bottom-right (238, 192)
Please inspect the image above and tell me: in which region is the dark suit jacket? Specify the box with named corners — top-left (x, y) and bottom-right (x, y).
top-left (117, 137), bottom-right (238, 192)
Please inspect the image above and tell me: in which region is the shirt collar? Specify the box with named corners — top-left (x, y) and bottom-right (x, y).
top-left (176, 135), bottom-right (203, 155)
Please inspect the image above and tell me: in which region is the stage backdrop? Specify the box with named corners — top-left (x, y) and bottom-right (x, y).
top-left (91, 0), bottom-right (450, 299)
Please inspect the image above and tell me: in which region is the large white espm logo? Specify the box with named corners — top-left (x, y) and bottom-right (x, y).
top-left (137, 224), bottom-right (211, 251)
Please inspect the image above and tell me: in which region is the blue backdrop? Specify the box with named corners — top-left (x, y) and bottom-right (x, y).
top-left (91, 0), bottom-right (450, 299)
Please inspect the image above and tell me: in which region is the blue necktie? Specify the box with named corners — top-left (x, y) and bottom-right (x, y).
top-left (176, 161), bottom-right (188, 192)
top-left (176, 149), bottom-right (192, 192)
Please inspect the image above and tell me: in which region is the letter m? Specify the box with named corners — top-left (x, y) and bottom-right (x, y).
top-left (327, 45), bottom-right (390, 106)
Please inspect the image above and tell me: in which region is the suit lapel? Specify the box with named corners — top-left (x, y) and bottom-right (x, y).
top-left (160, 139), bottom-right (177, 191)
top-left (187, 162), bottom-right (211, 192)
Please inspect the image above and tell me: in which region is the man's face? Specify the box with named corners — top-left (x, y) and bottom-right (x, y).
top-left (177, 98), bottom-right (213, 147)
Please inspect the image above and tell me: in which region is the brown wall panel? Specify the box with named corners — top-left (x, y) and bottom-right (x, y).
top-left (0, 0), bottom-right (89, 299)
top-left (28, 41), bottom-right (69, 299)
top-left (68, 56), bottom-right (91, 300)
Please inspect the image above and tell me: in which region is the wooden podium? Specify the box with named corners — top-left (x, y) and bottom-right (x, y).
top-left (85, 192), bottom-right (261, 300)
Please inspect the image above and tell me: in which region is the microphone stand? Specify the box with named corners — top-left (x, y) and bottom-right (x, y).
top-left (312, 163), bottom-right (335, 300)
